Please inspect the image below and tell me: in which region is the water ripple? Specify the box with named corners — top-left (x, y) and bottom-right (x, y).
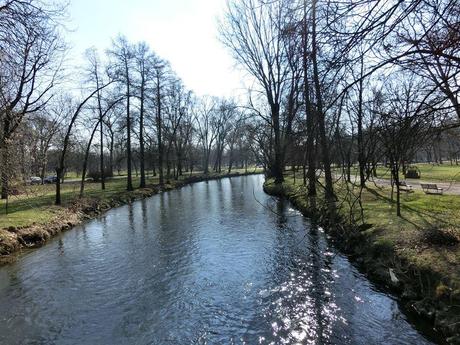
top-left (0, 175), bottom-right (440, 345)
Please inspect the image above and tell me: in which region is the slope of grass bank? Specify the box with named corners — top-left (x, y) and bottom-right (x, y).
top-left (0, 169), bottom-right (261, 262)
top-left (264, 175), bottom-right (460, 343)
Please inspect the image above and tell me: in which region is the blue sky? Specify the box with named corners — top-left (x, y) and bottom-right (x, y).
top-left (67, 0), bottom-right (245, 97)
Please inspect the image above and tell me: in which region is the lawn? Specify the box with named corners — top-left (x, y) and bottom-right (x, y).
top-left (375, 163), bottom-right (460, 182)
top-left (332, 163), bottom-right (460, 183)
top-left (274, 173), bottom-right (460, 289)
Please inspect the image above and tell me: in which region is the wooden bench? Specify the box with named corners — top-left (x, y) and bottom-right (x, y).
top-left (397, 181), bottom-right (413, 192)
top-left (420, 183), bottom-right (443, 195)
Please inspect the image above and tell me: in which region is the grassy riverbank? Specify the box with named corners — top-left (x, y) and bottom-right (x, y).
top-left (0, 169), bottom-right (262, 263)
top-left (264, 175), bottom-right (460, 343)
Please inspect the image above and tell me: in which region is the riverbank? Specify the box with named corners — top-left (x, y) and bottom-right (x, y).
top-left (263, 177), bottom-right (460, 344)
top-left (0, 173), bottom-right (436, 344)
top-left (0, 170), bottom-right (261, 264)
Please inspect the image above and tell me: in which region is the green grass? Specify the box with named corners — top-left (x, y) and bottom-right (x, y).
top-left (277, 173), bottom-right (460, 288)
top-left (0, 168), bottom-right (261, 229)
top-left (333, 163), bottom-right (460, 182)
top-left (375, 163), bottom-right (460, 182)
top-left (356, 186), bottom-right (459, 288)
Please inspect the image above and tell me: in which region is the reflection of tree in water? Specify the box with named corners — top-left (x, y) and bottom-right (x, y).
top-left (128, 203), bottom-right (135, 233)
top-left (275, 198), bottom-right (288, 227)
top-left (116, 188), bottom-right (206, 342)
top-left (0, 176), bottom-right (436, 345)
top-left (255, 197), bottom-right (340, 344)
top-left (141, 199), bottom-right (148, 226)
top-left (100, 214), bottom-right (109, 238)
top-left (57, 238), bottom-right (64, 255)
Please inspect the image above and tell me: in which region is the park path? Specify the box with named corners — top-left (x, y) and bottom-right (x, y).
top-left (373, 177), bottom-right (460, 195)
top-left (334, 174), bottom-right (460, 195)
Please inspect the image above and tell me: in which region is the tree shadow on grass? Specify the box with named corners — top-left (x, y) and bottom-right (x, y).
top-left (364, 186), bottom-right (452, 229)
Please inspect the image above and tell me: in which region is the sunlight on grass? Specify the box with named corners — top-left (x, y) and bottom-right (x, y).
top-left (281, 172), bottom-right (460, 287)
top-left (376, 163), bottom-right (460, 182)
top-left (333, 163), bottom-right (460, 182)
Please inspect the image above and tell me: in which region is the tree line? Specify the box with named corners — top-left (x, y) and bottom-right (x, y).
top-left (0, 1), bottom-right (257, 206)
top-left (220, 0), bottom-right (459, 217)
top-left (1, 0), bottom-right (459, 218)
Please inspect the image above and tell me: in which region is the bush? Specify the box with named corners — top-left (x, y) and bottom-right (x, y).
top-left (405, 166), bottom-right (421, 179)
top-left (87, 170), bottom-right (113, 182)
top-left (422, 227), bottom-right (459, 247)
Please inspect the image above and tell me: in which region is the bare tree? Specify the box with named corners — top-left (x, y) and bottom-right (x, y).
top-left (221, 0), bottom-right (293, 183)
top-left (394, 0), bottom-right (460, 120)
top-left (133, 42), bottom-right (154, 188)
top-left (54, 82), bottom-right (111, 205)
top-left (195, 96), bottom-right (218, 174)
top-left (85, 47), bottom-right (114, 190)
top-left (152, 57), bottom-right (169, 185)
top-left (30, 111), bottom-right (62, 182)
top-left (108, 35), bottom-right (135, 191)
top-left (375, 75), bottom-right (436, 216)
top-left (79, 98), bottom-right (120, 197)
top-left (0, 0), bottom-right (66, 199)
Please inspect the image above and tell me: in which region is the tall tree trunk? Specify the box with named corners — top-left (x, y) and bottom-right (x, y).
top-left (218, 147), bottom-right (223, 173)
top-left (312, 0), bottom-right (334, 202)
top-left (228, 145), bottom-right (234, 174)
top-left (213, 144), bottom-right (219, 172)
top-left (176, 146), bottom-right (182, 179)
top-left (392, 161), bottom-right (401, 217)
top-left (272, 104), bottom-right (284, 184)
top-left (126, 66), bottom-right (133, 191)
top-left (1, 146), bottom-right (8, 200)
top-left (80, 121), bottom-right (100, 197)
top-left (96, 81), bottom-right (106, 191)
top-left (357, 56), bottom-right (366, 188)
top-left (99, 110), bottom-right (105, 190)
top-left (303, 1), bottom-right (316, 196)
top-left (109, 132), bottom-right (114, 176)
top-left (139, 73), bottom-right (146, 188)
top-left (1, 118), bottom-right (10, 200)
top-left (166, 146), bottom-right (171, 182)
top-left (204, 147), bottom-right (210, 174)
top-left (156, 77), bottom-right (164, 186)
top-left (55, 167), bottom-right (62, 205)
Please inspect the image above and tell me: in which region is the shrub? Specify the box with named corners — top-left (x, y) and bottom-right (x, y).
top-left (422, 227), bottom-right (459, 247)
top-left (405, 166), bottom-right (421, 179)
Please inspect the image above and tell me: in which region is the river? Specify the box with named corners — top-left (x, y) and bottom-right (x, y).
top-left (0, 175), bottom-right (442, 344)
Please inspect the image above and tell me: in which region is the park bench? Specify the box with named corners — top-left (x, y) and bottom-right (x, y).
top-left (420, 183), bottom-right (443, 195)
top-left (397, 181), bottom-right (413, 192)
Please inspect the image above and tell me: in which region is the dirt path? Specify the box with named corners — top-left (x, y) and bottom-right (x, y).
top-left (334, 174), bottom-right (460, 195)
top-left (373, 178), bottom-right (460, 195)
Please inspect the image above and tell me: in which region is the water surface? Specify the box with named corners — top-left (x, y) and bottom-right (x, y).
top-left (0, 175), bottom-right (440, 344)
